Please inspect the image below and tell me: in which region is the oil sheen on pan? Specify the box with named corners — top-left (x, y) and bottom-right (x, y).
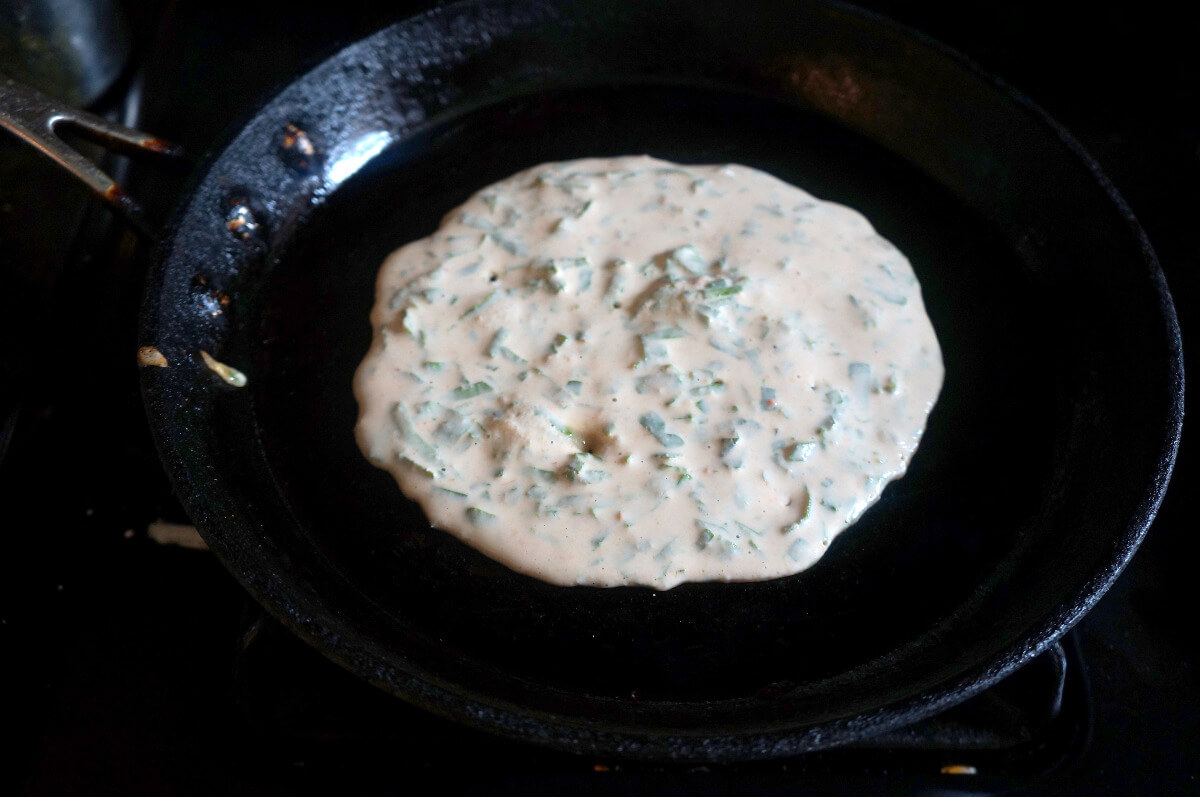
top-left (353, 156), bottom-right (944, 589)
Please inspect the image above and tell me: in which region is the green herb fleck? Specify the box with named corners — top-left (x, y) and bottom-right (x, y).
top-left (451, 381), bottom-right (493, 401)
top-left (466, 507), bottom-right (497, 524)
top-left (690, 380), bottom-right (725, 396)
top-left (639, 412), bottom-right (684, 448)
top-left (703, 282), bottom-right (744, 300)
top-left (397, 456), bottom-right (436, 479)
top-left (499, 347), bottom-right (528, 364)
top-left (434, 408), bottom-right (472, 442)
top-left (848, 362), bottom-right (871, 380)
top-left (786, 539), bottom-right (808, 561)
top-left (565, 453), bottom-right (610, 484)
top-left (644, 327), bottom-right (687, 340)
top-left (537, 409), bottom-right (573, 437)
top-left (665, 245), bottom-right (708, 275)
top-left (786, 441), bottom-right (817, 463)
top-left (734, 520), bottom-right (762, 537)
top-left (460, 290), bottom-right (500, 320)
top-left (391, 403), bottom-right (439, 464)
top-left (486, 328), bottom-right (509, 358)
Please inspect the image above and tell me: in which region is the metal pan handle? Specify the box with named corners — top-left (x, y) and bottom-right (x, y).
top-left (0, 76), bottom-right (186, 238)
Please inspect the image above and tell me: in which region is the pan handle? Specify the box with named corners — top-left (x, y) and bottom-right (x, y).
top-left (0, 76), bottom-right (186, 238)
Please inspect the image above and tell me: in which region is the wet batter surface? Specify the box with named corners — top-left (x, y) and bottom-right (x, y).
top-left (354, 156), bottom-right (943, 589)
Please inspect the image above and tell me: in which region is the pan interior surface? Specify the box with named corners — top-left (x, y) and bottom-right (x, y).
top-left (253, 84), bottom-right (1044, 705)
top-left (141, 0), bottom-right (1181, 758)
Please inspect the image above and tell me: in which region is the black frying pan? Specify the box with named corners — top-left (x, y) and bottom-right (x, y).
top-left (1, 0), bottom-right (1182, 761)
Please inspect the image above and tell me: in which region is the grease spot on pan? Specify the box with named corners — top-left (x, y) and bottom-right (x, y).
top-left (136, 346), bottom-right (168, 367)
top-left (199, 350), bottom-right (248, 387)
top-left (222, 188), bottom-right (266, 242)
top-left (278, 122), bottom-right (322, 174)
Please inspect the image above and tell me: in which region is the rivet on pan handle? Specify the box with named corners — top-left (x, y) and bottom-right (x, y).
top-left (0, 76), bottom-right (187, 239)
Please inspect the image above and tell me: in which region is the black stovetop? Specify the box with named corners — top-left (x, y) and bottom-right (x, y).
top-left (2, 2), bottom-right (1196, 794)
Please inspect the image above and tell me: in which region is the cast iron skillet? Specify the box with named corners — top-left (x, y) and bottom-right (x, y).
top-left (1, 0), bottom-right (1183, 761)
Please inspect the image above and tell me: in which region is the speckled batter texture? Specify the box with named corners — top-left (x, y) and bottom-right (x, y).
top-left (354, 156), bottom-right (943, 588)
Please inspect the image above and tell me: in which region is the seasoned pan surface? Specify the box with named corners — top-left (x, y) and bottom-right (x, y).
top-left (139, 0), bottom-right (1182, 760)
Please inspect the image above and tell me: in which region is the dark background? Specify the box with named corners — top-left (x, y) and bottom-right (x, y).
top-left (1, 1), bottom-right (1195, 794)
